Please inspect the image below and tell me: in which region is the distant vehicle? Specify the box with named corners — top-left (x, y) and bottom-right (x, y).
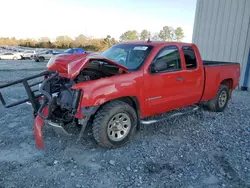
top-left (33, 48), bottom-right (85, 62)
top-left (22, 50), bottom-right (36, 59)
top-left (0, 52), bottom-right (22, 60)
top-left (64, 48), bottom-right (85, 54)
top-left (33, 50), bottom-right (62, 62)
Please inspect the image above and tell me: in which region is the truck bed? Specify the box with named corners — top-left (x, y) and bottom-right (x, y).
top-left (201, 60), bottom-right (240, 101)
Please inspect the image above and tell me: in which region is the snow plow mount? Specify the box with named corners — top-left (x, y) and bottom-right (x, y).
top-left (0, 70), bottom-right (57, 115)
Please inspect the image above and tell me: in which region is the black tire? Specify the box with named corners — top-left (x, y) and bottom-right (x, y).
top-left (38, 56), bottom-right (45, 62)
top-left (207, 84), bottom-right (229, 112)
top-left (92, 100), bottom-right (138, 148)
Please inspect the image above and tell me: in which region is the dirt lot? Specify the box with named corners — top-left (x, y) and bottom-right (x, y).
top-left (0, 60), bottom-right (250, 188)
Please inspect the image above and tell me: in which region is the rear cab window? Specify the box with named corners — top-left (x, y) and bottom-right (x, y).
top-left (182, 46), bottom-right (197, 69)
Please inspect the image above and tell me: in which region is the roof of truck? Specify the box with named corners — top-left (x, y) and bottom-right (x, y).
top-left (119, 41), bottom-right (193, 47)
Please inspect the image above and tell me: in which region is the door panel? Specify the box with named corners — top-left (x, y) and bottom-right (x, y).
top-left (144, 70), bottom-right (188, 115)
top-left (144, 45), bottom-right (187, 115)
top-left (181, 46), bottom-right (204, 105)
top-left (143, 45), bottom-right (204, 116)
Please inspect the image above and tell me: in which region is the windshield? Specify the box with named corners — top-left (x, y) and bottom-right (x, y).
top-left (102, 44), bottom-right (153, 70)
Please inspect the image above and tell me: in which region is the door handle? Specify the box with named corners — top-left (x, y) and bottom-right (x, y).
top-left (176, 77), bottom-right (184, 81)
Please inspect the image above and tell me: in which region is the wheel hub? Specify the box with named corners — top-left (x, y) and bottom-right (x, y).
top-left (107, 113), bottom-right (131, 142)
top-left (218, 90), bottom-right (227, 108)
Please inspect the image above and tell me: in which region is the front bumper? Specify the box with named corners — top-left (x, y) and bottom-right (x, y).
top-left (34, 105), bottom-right (48, 149)
top-left (34, 105), bottom-right (71, 149)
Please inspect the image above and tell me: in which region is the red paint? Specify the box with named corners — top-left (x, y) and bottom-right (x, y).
top-left (47, 53), bottom-right (128, 79)
top-left (201, 64), bottom-right (240, 100)
top-left (47, 41), bottom-right (240, 119)
top-left (34, 106), bottom-right (49, 149)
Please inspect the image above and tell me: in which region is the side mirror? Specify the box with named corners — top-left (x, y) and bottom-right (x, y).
top-left (150, 63), bottom-right (157, 73)
top-left (150, 59), bottom-right (167, 73)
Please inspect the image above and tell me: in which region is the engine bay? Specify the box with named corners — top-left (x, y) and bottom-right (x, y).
top-left (43, 60), bottom-right (126, 125)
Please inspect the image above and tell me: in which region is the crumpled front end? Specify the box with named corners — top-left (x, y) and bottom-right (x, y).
top-left (33, 70), bottom-right (84, 149)
top-left (34, 106), bottom-right (48, 149)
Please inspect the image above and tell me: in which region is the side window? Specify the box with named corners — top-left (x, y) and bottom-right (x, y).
top-left (152, 46), bottom-right (181, 73)
top-left (182, 46), bottom-right (197, 69)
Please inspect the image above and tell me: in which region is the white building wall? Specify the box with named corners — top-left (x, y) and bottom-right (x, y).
top-left (192, 0), bottom-right (250, 88)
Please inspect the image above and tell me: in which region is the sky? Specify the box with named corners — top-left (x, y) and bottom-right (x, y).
top-left (0, 0), bottom-right (197, 42)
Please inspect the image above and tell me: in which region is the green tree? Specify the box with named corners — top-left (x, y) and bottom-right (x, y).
top-left (140, 29), bottom-right (150, 40)
top-left (120, 30), bottom-right (138, 41)
top-left (158, 26), bottom-right (175, 41)
top-left (104, 35), bottom-right (116, 46)
top-left (175, 27), bottom-right (185, 41)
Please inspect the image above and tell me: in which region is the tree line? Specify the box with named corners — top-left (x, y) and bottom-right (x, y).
top-left (120, 26), bottom-right (184, 42)
top-left (0, 26), bottom-right (184, 52)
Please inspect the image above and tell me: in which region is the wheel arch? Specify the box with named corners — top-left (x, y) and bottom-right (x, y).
top-left (92, 96), bottom-right (141, 129)
top-left (82, 96), bottom-right (141, 122)
top-left (101, 96), bottom-right (140, 115)
top-left (220, 78), bottom-right (233, 98)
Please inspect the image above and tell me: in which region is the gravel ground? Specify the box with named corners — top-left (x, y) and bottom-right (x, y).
top-left (0, 60), bottom-right (250, 188)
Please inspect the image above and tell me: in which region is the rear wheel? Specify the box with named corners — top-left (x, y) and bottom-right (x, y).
top-left (207, 84), bottom-right (229, 112)
top-left (92, 100), bottom-right (137, 148)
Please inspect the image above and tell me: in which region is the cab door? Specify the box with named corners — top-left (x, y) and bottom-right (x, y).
top-left (180, 46), bottom-right (203, 105)
top-left (144, 45), bottom-right (188, 115)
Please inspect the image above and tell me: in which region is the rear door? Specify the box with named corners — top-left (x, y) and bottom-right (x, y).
top-left (180, 46), bottom-right (204, 105)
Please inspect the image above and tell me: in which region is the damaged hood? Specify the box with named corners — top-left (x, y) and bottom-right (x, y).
top-left (47, 53), bottom-right (128, 79)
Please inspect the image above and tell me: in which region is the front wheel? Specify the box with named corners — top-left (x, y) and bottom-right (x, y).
top-left (207, 84), bottom-right (229, 112)
top-left (92, 100), bottom-right (137, 148)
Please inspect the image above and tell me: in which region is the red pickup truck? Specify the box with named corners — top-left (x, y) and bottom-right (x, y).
top-left (0, 41), bottom-right (240, 149)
